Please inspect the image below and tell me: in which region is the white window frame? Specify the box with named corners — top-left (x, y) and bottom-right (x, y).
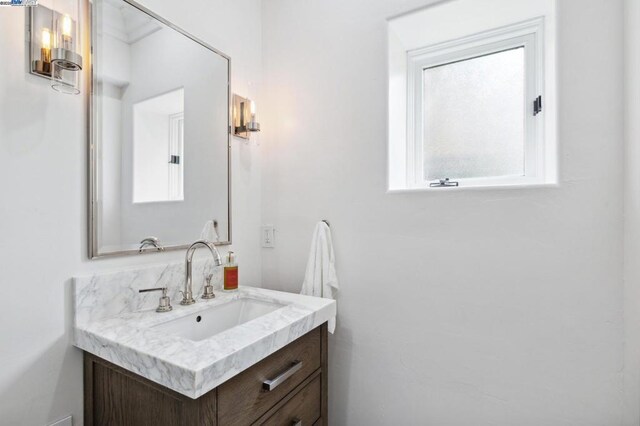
top-left (406, 18), bottom-right (545, 189)
top-left (168, 112), bottom-right (184, 201)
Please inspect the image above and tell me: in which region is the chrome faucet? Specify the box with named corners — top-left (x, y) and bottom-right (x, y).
top-left (180, 240), bottom-right (223, 305)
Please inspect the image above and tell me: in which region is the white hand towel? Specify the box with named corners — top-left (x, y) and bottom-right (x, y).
top-left (200, 220), bottom-right (220, 243)
top-left (301, 221), bottom-right (339, 333)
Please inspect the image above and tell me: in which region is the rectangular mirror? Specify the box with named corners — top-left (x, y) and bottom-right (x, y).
top-left (89, 0), bottom-right (231, 258)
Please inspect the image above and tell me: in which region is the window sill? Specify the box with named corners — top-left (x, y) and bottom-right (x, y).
top-left (387, 182), bottom-right (559, 194)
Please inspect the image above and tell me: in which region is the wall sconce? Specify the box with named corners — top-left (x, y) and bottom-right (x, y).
top-left (28, 0), bottom-right (83, 94)
top-left (233, 94), bottom-right (260, 139)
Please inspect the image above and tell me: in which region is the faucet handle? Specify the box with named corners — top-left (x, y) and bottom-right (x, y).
top-left (179, 289), bottom-right (196, 306)
top-left (202, 274), bottom-right (216, 300)
top-left (139, 287), bottom-right (173, 313)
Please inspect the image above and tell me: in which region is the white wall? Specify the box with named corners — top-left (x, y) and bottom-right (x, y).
top-left (0, 1), bottom-right (262, 425)
top-left (261, 0), bottom-right (625, 424)
top-left (624, 0), bottom-right (640, 424)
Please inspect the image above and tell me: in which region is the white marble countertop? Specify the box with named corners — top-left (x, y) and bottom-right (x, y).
top-left (73, 286), bottom-right (336, 399)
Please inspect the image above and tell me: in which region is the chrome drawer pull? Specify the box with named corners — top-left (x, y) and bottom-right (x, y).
top-left (291, 418), bottom-right (302, 426)
top-left (262, 360), bottom-right (303, 392)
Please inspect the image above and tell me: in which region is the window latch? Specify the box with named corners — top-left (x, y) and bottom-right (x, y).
top-left (168, 155), bottom-right (181, 165)
top-left (534, 96), bottom-right (543, 116)
top-left (430, 178), bottom-right (459, 188)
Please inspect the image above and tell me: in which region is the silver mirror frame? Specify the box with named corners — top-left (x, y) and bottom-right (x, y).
top-left (88, 0), bottom-right (232, 259)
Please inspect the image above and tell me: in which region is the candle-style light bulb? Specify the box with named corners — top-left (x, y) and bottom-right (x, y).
top-left (41, 28), bottom-right (51, 63)
top-left (247, 100), bottom-right (260, 132)
top-left (62, 15), bottom-right (72, 37)
top-left (42, 28), bottom-right (51, 49)
top-left (61, 14), bottom-right (72, 49)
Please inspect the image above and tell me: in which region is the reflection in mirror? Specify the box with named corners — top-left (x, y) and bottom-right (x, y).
top-left (133, 87), bottom-right (185, 203)
top-left (91, 0), bottom-right (231, 258)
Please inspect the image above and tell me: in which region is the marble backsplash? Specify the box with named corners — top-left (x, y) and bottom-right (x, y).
top-left (74, 259), bottom-right (223, 327)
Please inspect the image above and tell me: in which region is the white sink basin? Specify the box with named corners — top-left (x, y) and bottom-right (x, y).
top-left (153, 298), bottom-right (285, 342)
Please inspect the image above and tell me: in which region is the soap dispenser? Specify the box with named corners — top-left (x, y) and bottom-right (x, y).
top-left (223, 251), bottom-right (238, 291)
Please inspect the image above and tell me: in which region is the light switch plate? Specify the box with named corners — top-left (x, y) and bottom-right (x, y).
top-left (49, 416), bottom-right (72, 426)
top-left (261, 225), bottom-right (275, 248)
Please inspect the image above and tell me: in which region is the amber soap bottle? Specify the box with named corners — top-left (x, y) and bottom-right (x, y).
top-left (223, 251), bottom-right (238, 291)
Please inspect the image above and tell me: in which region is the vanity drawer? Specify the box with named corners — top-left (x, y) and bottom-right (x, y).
top-left (259, 375), bottom-right (321, 426)
top-left (218, 327), bottom-right (321, 425)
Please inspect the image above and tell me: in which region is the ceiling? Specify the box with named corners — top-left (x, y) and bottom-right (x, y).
top-left (101, 0), bottom-right (162, 44)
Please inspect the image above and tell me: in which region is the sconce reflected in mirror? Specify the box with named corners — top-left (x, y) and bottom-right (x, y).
top-left (28, 0), bottom-right (83, 94)
top-left (233, 94), bottom-right (260, 139)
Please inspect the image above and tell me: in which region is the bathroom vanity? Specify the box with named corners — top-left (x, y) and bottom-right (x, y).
top-left (83, 324), bottom-right (328, 425)
top-left (73, 264), bottom-right (336, 426)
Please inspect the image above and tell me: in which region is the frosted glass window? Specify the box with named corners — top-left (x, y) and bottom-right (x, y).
top-left (422, 48), bottom-right (525, 181)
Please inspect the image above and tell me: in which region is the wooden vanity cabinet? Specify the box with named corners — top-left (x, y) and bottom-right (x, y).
top-left (83, 323), bottom-right (328, 426)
